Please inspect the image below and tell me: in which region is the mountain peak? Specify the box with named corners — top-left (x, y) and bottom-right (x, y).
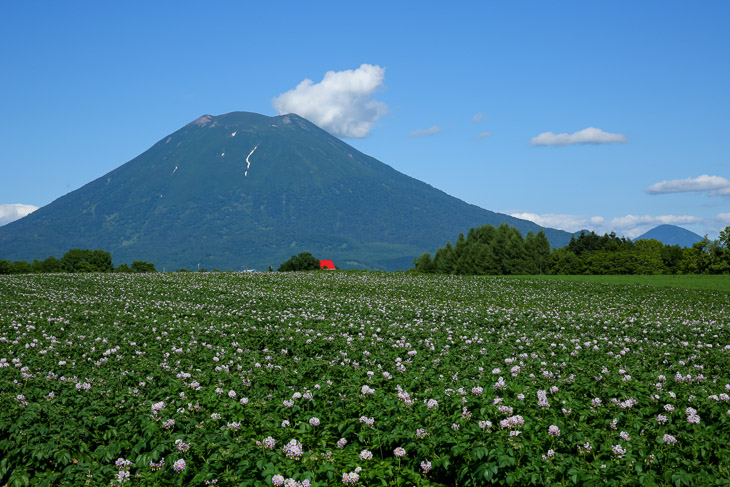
top-left (187, 114), bottom-right (213, 126)
top-left (633, 224), bottom-right (702, 247)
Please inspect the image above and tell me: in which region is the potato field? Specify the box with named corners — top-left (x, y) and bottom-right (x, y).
top-left (1, 272), bottom-right (729, 486)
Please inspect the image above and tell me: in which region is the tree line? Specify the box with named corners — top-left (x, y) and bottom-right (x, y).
top-left (0, 249), bottom-right (156, 274)
top-left (412, 224), bottom-right (730, 275)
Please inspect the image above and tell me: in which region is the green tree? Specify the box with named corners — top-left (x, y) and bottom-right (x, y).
top-left (131, 261), bottom-right (157, 273)
top-left (413, 252), bottom-right (435, 273)
top-left (11, 260), bottom-right (32, 273)
top-left (278, 252), bottom-right (321, 272)
top-left (633, 239), bottom-right (666, 274)
top-left (709, 226), bottom-right (730, 274)
top-left (661, 245), bottom-right (684, 274)
top-left (688, 237), bottom-right (712, 274)
top-left (90, 250), bottom-right (114, 272)
top-left (32, 256), bottom-right (63, 273)
top-left (503, 225), bottom-right (527, 274)
top-left (61, 249), bottom-right (113, 272)
top-left (75, 261), bottom-right (96, 273)
top-left (533, 230), bottom-right (551, 274)
top-left (61, 249), bottom-right (94, 272)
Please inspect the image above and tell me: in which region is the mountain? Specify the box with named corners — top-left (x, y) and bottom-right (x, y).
top-left (633, 224), bottom-right (703, 248)
top-left (0, 111), bottom-right (574, 270)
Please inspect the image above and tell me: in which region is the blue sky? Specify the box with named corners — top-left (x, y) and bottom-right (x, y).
top-left (1, 1), bottom-right (728, 238)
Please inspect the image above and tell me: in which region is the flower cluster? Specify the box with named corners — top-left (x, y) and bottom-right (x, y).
top-left (542, 449), bottom-right (556, 460)
top-left (175, 439), bottom-right (190, 452)
top-left (499, 415), bottom-right (524, 430)
top-left (272, 475), bottom-right (312, 487)
top-left (342, 472), bottom-right (360, 484)
top-left (149, 458), bottom-right (165, 472)
top-left (282, 439), bottom-right (303, 459)
top-left (359, 416), bottom-right (374, 426)
top-left (577, 442), bottom-right (592, 454)
top-left (258, 436), bottom-right (276, 449)
top-left (612, 445), bottom-right (626, 458)
top-left (663, 434), bottom-right (677, 445)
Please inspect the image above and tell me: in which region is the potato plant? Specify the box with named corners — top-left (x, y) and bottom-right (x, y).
top-left (1, 272), bottom-right (729, 486)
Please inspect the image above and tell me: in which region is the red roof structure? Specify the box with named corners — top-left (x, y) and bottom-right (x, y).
top-left (319, 260), bottom-right (335, 270)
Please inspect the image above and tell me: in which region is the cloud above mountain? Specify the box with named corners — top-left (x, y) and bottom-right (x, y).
top-left (645, 175), bottom-right (730, 196)
top-left (511, 211), bottom-right (703, 238)
top-left (510, 213), bottom-right (605, 232)
top-left (273, 64), bottom-right (387, 138)
top-left (530, 127), bottom-right (627, 147)
top-left (0, 203), bottom-right (38, 226)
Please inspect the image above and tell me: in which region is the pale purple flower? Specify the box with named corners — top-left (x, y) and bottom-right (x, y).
top-left (282, 439), bottom-right (303, 459)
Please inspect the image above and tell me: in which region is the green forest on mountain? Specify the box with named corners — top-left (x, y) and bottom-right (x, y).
top-left (412, 224), bottom-right (730, 275)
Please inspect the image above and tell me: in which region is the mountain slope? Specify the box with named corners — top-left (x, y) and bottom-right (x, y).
top-left (0, 112), bottom-right (573, 270)
top-left (633, 224), bottom-right (702, 248)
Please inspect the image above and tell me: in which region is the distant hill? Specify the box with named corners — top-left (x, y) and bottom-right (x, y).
top-left (0, 111), bottom-right (574, 270)
top-left (633, 224), bottom-right (703, 248)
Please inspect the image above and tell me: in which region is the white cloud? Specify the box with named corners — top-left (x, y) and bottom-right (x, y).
top-left (510, 211), bottom-right (704, 239)
top-left (510, 212), bottom-right (600, 233)
top-left (609, 214), bottom-right (702, 228)
top-left (272, 64), bottom-right (387, 138)
top-left (409, 126), bottom-right (442, 137)
top-left (530, 127), bottom-right (627, 147)
top-left (0, 203), bottom-right (38, 226)
top-left (476, 131), bottom-right (491, 141)
top-left (645, 174), bottom-right (730, 196)
top-left (472, 112), bottom-right (484, 123)
top-left (718, 213), bottom-right (730, 222)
